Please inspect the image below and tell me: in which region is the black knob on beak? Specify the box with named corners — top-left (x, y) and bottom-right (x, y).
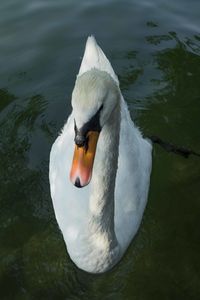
top-left (75, 133), bottom-right (87, 147)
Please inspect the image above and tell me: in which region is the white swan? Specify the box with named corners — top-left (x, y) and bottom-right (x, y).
top-left (49, 36), bottom-right (152, 273)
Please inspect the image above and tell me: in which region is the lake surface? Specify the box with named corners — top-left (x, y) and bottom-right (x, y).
top-left (1, 0), bottom-right (200, 299)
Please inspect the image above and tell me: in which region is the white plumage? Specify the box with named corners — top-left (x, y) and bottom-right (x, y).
top-left (49, 36), bottom-right (152, 273)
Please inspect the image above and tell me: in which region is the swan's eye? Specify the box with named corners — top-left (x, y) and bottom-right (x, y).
top-left (74, 120), bottom-right (78, 134)
top-left (99, 104), bottom-right (103, 111)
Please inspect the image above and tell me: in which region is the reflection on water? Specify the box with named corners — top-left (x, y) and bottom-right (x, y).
top-left (0, 89), bottom-right (17, 112)
top-left (0, 89), bottom-right (56, 298)
top-left (140, 33), bottom-right (200, 146)
top-left (1, 0), bottom-right (200, 298)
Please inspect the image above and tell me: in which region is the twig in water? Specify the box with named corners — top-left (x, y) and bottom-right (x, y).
top-left (147, 135), bottom-right (200, 158)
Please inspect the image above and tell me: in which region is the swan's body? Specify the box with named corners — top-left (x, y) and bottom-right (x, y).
top-left (49, 36), bottom-right (152, 273)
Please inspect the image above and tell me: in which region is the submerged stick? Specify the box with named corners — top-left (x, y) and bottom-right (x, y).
top-left (147, 135), bottom-right (200, 158)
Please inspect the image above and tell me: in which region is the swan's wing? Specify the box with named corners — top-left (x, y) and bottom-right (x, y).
top-left (78, 35), bottom-right (119, 86)
top-left (49, 115), bottom-right (89, 244)
top-left (115, 98), bottom-right (152, 249)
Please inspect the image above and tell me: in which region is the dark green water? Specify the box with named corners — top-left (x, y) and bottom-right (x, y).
top-left (1, 0), bottom-right (200, 299)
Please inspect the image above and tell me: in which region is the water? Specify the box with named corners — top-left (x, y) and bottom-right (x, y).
top-left (1, 0), bottom-right (200, 299)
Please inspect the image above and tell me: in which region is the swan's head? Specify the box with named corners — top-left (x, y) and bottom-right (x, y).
top-left (70, 68), bottom-right (120, 188)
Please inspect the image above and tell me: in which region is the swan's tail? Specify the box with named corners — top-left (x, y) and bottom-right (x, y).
top-left (78, 36), bottom-right (119, 86)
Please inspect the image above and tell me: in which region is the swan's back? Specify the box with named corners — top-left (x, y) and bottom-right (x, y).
top-left (78, 36), bottom-right (119, 85)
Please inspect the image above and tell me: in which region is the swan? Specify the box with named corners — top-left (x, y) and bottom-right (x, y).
top-left (49, 36), bottom-right (152, 273)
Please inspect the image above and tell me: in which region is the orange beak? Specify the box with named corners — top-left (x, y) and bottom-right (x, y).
top-left (70, 131), bottom-right (100, 188)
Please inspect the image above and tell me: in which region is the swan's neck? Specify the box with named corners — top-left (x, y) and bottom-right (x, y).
top-left (88, 103), bottom-right (120, 248)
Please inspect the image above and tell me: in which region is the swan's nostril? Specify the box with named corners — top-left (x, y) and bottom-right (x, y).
top-left (75, 177), bottom-right (82, 188)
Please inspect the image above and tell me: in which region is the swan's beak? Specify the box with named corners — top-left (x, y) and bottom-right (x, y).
top-left (70, 131), bottom-right (99, 188)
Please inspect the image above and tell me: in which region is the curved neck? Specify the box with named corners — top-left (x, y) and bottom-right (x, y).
top-left (88, 103), bottom-right (120, 247)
